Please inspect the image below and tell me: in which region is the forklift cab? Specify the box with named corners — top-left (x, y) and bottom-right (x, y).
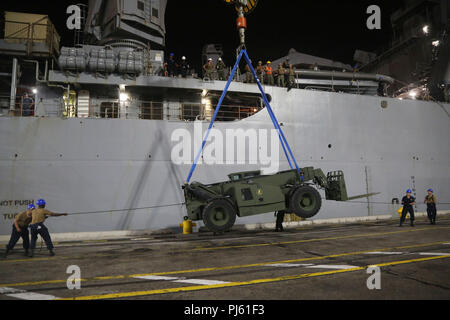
top-left (228, 171), bottom-right (262, 182)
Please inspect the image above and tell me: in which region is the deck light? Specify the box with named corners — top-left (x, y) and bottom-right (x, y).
top-left (120, 93), bottom-right (129, 101)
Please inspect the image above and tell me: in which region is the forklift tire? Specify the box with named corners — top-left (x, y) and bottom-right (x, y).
top-left (290, 186), bottom-right (322, 219)
top-left (202, 199), bottom-right (237, 233)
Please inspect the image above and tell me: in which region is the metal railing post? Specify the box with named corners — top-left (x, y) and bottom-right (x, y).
top-left (9, 58), bottom-right (18, 116)
top-left (20, 96), bottom-right (23, 117)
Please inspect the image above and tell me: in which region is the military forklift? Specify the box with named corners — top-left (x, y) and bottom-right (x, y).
top-left (183, 168), bottom-right (348, 233)
top-left (183, 1), bottom-right (350, 233)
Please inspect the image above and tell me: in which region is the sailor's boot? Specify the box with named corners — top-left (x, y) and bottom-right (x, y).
top-left (3, 249), bottom-right (10, 259)
top-left (29, 249), bottom-right (34, 258)
top-left (49, 250), bottom-right (55, 257)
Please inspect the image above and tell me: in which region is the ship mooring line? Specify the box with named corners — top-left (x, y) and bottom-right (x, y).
top-left (64, 200), bottom-right (449, 216)
top-left (320, 197), bottom-right (450, 206)
top-left (343, 200), bottom-right (450, 205)
top-left (67, 203), bottom-right (186, 216)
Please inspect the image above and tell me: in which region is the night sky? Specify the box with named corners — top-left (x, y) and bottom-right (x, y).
top-left (1, 0), bottom-right (405, 71)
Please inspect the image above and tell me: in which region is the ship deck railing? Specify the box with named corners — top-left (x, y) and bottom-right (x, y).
top-left (0, 95), bottom-right (61, 118)
top-left (0, 16), bottom-right (60, 57)
top-left (81, 101), bottom-right (260, 122)
top-left (0, 97), bottom-right (260, 122)
top-left (154, 69), bottom-right (382, 96)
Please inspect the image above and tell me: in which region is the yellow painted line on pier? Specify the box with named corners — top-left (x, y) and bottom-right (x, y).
top-left (0, 253), bottom-right (111, 264)
top-left (59, 255), bottom-right (450, 300)
top-left (1, 240), bottom-right (448, 288)
top-left (193, 226), bottom-right (450, 251)
top-left (2, 226), bottom-right (448, 265)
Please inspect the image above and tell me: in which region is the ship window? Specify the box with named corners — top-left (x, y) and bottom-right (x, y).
top-left (182, 104), bottom-right (202, 121)
top-left (241, 188), bottom-right (253, 201)
top-left (140, 102), bottom-right (163, 120)
top-left (138, 1), bottom-right (145, 11)
top-left (100, 102), bottom-right (119, 119)
top-left (152, 8), bottom-right (159, 18)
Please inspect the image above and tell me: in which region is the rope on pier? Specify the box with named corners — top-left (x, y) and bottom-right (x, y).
top-left (65, 201), bottom-right (450, 216)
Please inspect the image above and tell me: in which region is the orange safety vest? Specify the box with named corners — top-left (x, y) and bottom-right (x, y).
top-left (265, 66), bottom-right (273, 75)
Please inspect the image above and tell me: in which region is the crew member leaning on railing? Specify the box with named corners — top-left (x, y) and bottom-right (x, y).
top-left (22, 93), bottom-right (34, 117)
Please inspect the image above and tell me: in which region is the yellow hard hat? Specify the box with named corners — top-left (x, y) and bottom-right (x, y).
top-left (267, 61), bottom-right (271, 64)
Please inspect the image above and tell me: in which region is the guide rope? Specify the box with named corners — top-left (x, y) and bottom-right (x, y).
top-left (63, 201), bottom-right (450, 216)
top-left (66, 202), bottom-right (186, 216)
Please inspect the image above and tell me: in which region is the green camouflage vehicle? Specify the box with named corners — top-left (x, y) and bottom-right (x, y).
top-left (183, 167), bottom-right (348, 233)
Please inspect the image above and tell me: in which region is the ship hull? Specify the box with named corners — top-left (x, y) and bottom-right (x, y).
top-left (1, 88), bottom-right (449, 234)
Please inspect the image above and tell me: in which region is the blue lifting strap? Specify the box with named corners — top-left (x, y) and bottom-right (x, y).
top-left (186, 49), bottom-right (303, 183)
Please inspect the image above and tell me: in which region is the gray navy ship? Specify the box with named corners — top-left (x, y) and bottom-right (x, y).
top-left (0, 0), bottom-right (449, 235)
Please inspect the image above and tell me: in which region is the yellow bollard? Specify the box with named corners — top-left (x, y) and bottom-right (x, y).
top-left (397, 208), bottom-right (409, 218)
top-left (180, 219), bottom-right (196, 235)
top-left (286, 213), bottom-right (304, 222)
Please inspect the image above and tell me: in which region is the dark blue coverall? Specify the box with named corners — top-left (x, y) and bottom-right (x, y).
top-left (275, 211), bottom-right (286, 232)
top-left (400, 196), bottom-right (416, 226)
top-left (6, 225), bottom-right (30, 251)
top-left (29, 223), bottom-right (54, 250)
top-left (167, 57), bottom-right (177, 77)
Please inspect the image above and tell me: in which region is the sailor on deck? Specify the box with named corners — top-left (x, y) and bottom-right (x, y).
top-left (245, 60), bottom-right (254, 83)
top-left (29, 199), bottom-right (68, 257)
top-left (203, 58), bottom-right (215, 80)
top-left (216, 58), bottom-right (227, 81)
top-left (180, 56), bottom-right (190, 78)
top-left (256, 61), bottom-right (265, 83)
top-left (4, 204), bottom-right (35, 258)
top-left (275, 210), bottom-right (286, 232)
top-left (167, 53), bottom-right (177, 77)
top-left (400, 189), bottom-right (416, 227)
top-left (424, 189), bottom-right (437, 225)
top-left (277, 64), bottom-right (286, 87)
top-left (265, 61), bottom-right (274, 86)
top-left (22, 93), bottom-right (34, 117)
top-left (282, 58), bottom-right (290, 85)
